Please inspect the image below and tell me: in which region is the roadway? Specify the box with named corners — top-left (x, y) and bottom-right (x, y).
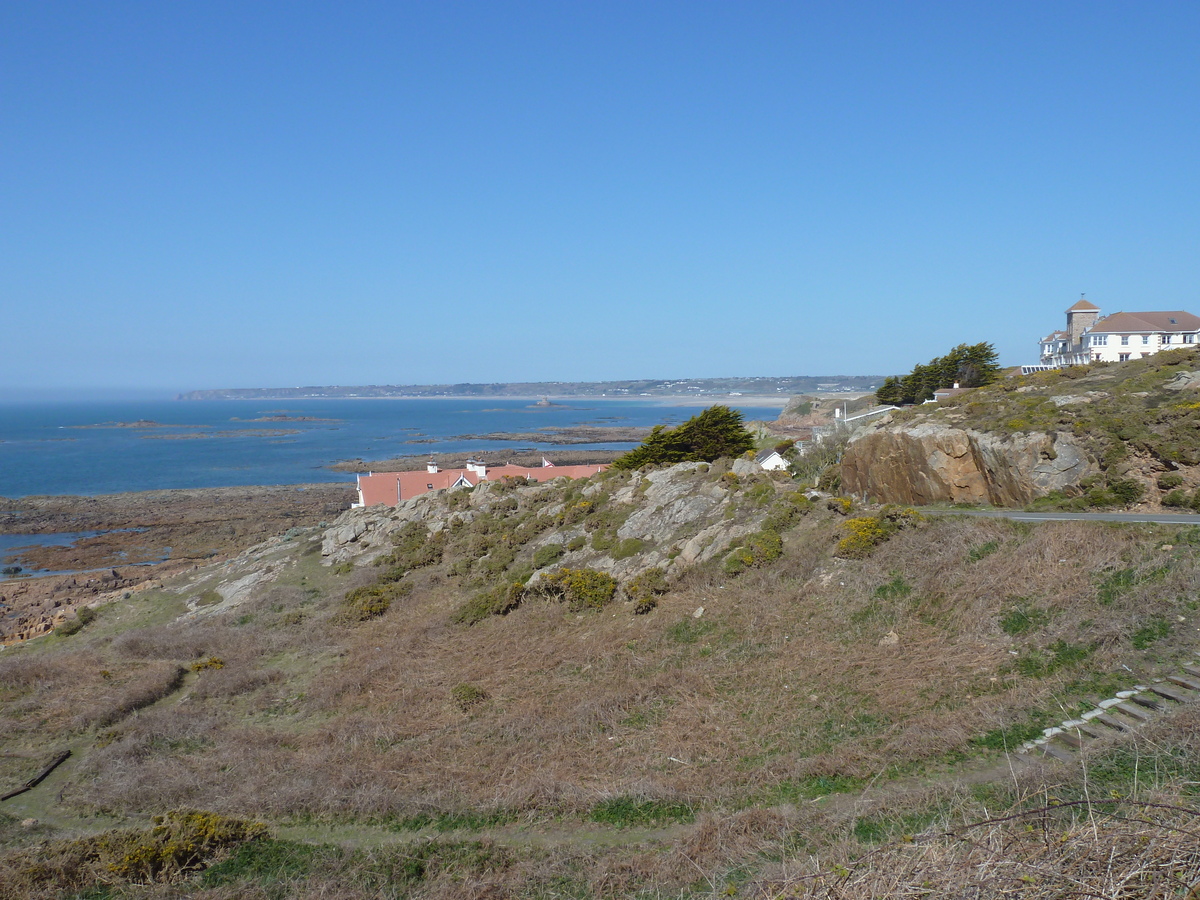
top-left (919, 508), bottom-right (1200, 526)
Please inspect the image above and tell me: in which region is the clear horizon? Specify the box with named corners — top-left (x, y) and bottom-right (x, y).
top-left (3, 2), bottom-right (1198, 394)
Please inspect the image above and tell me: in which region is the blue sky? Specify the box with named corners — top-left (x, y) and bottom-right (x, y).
top-left (3, 2), bottom-right (1198, 397)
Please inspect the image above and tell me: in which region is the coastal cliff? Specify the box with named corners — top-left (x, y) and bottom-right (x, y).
top-left (842, 423), bottom-right (1096, 506)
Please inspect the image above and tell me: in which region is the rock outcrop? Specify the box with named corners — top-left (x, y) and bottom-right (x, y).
top-left (841, 422), bottom-right (1097, 506)
top-left (320, 459), bottom-right (785, 582)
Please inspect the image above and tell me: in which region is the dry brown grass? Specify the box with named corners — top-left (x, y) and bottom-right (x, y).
top-left (4, 492), bottom-right (1200, 896)
top-left (61, 512), bottom-right (1194, 821)
top-left (757, 799), bottom-right (1200, 899)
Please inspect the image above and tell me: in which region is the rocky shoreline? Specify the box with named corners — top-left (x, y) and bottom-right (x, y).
top-left (0, 483), bottom-right (355, 645)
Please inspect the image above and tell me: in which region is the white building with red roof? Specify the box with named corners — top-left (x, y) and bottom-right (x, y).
top-left (1038, 298), bottom-right (1200, 367)
top-left (353, 458), bottom-right (608, 507)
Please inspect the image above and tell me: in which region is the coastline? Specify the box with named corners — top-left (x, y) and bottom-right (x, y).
top-left (175, 393), bottom-right (795, 407)
top-left (0, 483), bottom-right (355, 645)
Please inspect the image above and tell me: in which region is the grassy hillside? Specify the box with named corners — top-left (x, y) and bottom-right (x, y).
top-left (2, 464), bottom-right (1200, 897)
top-left (889, 347), bottom-right (1200, 509)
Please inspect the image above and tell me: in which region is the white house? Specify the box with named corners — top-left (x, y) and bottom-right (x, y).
top-left (754, 448), bottom-right (790, 471)
top-left (1039, 298), bottom-right (1200, 367)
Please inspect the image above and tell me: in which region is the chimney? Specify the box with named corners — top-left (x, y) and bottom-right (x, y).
top-left (427, 458), bottom-right (438, 474)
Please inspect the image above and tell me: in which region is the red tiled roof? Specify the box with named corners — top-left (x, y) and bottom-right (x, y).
top-left (1090, 311), bottom-right (1200, 334)
top-left (1067, 298), bottom-right (1100, 312)
top-left (356, 463), bottom-right (608, 506)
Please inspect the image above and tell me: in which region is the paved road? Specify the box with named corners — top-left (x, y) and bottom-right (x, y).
top-left (920, 508), bottom-right (1200, 526)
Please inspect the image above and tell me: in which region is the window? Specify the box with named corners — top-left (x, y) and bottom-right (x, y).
top-left (1093, 353), bottom-right (1102, 361)
top-left (1120, 335), bottom-right (1130, 345)
top-left (1092, 334), bottom-right (1108, 345)
top-left (1163, 334), bottom-right (1172, 344)
top-left (1186, 334), bottom-right (1196, 344)
top-left (1119, 353), bottom-right (1131, 362)
top-left (1142, 334), bottom-right (1150, 344)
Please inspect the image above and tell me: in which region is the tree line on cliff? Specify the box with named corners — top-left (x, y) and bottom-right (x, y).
top-left (875, 342), bottom-right (1000, 406)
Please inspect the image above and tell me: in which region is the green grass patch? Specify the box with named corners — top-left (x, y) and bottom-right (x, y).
top-left (873, 573), bottom-right (912, 600)
top-left (999, 601), bottom-right (1050, 636)
top-left (589, 796), bottom-right (695, 828)
top-left (386, 809), bottom-right (517, 833)
top-left (967, 540), bottom-right (1000, 562)
top-left (1131, 614), bottom-right (1172, 649)
top-left (665, 618), bottom-right (717, 644)
top-left (972, 720), bottom-right (1046, 750)
top-left (1014, 640), bottom-right (1093, 677)
top-left (766, 774), bottom-right (865, 803)
top-left (851, 809), bottom-right (939, 844)
top-left (199, 838), bottom-right (336, 887)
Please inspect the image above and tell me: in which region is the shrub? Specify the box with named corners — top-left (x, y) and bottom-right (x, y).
top-left (451, 582), bottom-right (526, 626)
top-left (826, 497), bottom-right (852, 515)
top-left (626, 567), bottom-right (668, 614)
top-left (835, 508), bottom-right (921, 559)
top-left (609, 537), bottom-right (646, 560)
top-left (341, 581), bottom-right (411, 622)
top-left (3, 810), bottom-right (268, 892)
top-left (537, 567), bottom-right (618, 610)
top-left (57, 605), bottom-right (96, 636)
top-left (532, 543), bottom-right (564, 568)
top-left (377, 521), bottom-right (443, 571)
top-left (1108, 478), bottom-right (1144, 505)
top-left (723, 530), bottom-right (784, 575)
top-left (566, 535), bottom-right (585, 551)
top-left (836, 517), bottom-right (890, 559)
top-left (1157, 472), bottom-right (1185, 490)
top-left (1163, 489), bottom-right (1191, 507)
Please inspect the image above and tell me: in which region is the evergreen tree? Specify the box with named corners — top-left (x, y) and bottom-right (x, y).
top-left (876, 342), bottom-right (1000, 405)
top-left (613, 405), bottom-right (756, 469)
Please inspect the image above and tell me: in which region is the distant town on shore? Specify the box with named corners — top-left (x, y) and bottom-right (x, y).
top-left (176, 375), bottom-right (882, 401)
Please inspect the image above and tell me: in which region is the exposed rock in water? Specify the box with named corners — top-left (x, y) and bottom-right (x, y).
top-left (841, 422), bottom-right (1097, 506)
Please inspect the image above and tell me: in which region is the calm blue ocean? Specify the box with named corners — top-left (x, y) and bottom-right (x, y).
top-left (0, 398), bottom-right (781, 498)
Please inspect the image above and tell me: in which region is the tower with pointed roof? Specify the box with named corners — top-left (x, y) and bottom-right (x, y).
top-left (1066, 295), bottom-right (1100, 346)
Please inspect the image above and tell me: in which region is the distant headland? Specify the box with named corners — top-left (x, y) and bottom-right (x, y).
top-left (176, 375), bottom-right (882, 402)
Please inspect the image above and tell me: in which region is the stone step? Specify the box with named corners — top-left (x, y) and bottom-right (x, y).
top-left (1130, 693), bottom-right (1166, 712)
top-left (1148, 683), bottom-right (1195, 704)
top-left (1181, 664), bottom-right (1200, 679)
top-left (1167, 674), bottom-right (1200, 692)
top-left (1076, 722), bottom-right (1107, 740)
top-left (1113, 701), bottom-right (1152, 723)
top-left (1093, 713), bottom-right (1131, 732)
top-left (1040, 742), bottom-right (1076, 763)
top-left (1056, 731), bottom-right (1084, 750)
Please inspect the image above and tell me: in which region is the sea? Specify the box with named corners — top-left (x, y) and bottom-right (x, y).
top-left (0, 398), bottom-right (783, 498)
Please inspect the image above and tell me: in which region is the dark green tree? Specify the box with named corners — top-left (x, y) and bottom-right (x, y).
top-left (876, 342), bottom-right (1000, 405)
top-left (613, 405), bottom-right (756, 469)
